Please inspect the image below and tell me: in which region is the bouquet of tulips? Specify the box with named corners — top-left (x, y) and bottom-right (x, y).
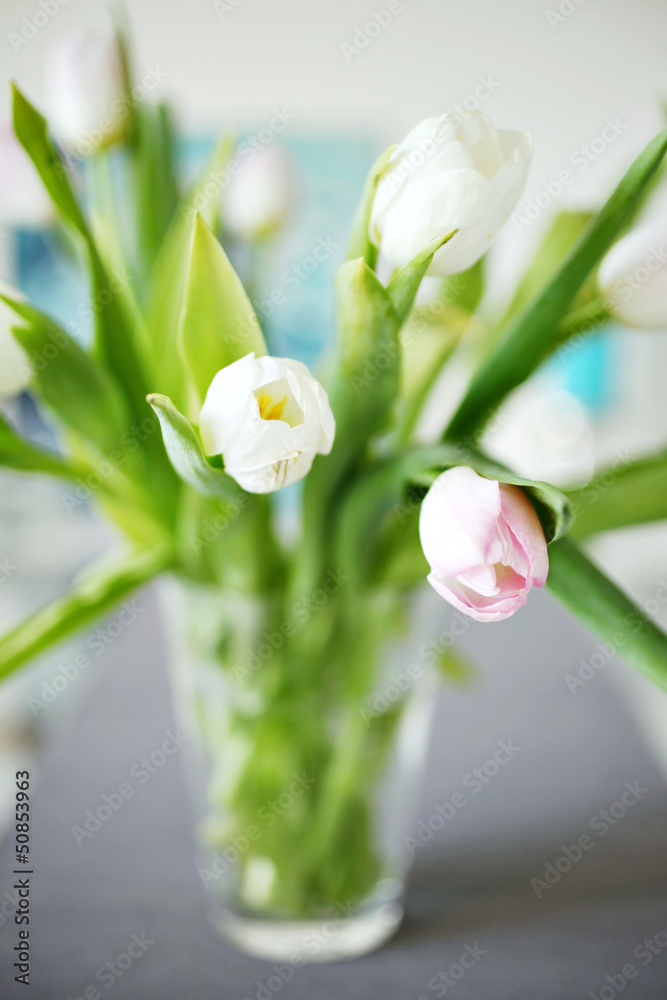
top-left (1, 27), bottom-right (667, 922)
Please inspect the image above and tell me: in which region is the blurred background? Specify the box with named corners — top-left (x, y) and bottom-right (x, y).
top-left (0, 1), bottom-right (666, 995)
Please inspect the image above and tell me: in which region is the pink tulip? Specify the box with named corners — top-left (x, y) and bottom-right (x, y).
top-left (419, 466), bottom-right (548, 622)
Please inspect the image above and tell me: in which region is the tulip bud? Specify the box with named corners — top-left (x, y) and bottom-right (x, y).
top-left (0, 290), bottom-right (31, 399)
top-left (0, 122), bottom-right (52, 228)
top-left (46, 29), bottom-right (127, 156)
top-left (419, 467), bottom-right (548, 622)
top-left (224, 145), bottom-right (294, 241)
top-left (370, 111), bottom-right (532, 276)
top-left (598, 217), bottom-right (667, 329)
top-left (199, 352), bottom-right (335, 493)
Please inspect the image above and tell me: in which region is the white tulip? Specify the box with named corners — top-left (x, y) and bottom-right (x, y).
top-left (370, 111), bottom-right (532, 275)
top-left (199, 353), bottom-right (335, 493)
top-left (598, 217), bottom-right (667, 329)
top-left (0, 123), bottom-right (52, 228)
top-left (46, 29), bottom-right (127, 155)
top-left (224, 145), bottom-right (294, 241)
top-left (0, 290), bottom-right (31, 399)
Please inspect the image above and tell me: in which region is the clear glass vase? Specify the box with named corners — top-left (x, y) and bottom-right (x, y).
top-left (163, 579), bottom-right (437, 963)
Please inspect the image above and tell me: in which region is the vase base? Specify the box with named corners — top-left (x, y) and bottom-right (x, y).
top-left (214, 900), bottom-right (404, 963)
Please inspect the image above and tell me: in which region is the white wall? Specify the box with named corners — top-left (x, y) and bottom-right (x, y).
top-left (2, 0), bottom-right (666, 185)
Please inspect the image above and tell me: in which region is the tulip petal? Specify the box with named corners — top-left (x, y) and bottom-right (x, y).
top-left (199, 352), bottom-right (334, 493)
top-left (499, 484), bottom-right (549, 588)
top-left (419, 466), bottom-right (502, 576)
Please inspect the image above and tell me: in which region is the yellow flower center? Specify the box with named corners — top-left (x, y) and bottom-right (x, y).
top-left (256, 393), bottom-right (288, 421)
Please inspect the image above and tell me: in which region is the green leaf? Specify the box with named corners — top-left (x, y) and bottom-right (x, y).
top-left (452, 451), bottom-right (573, 544)
top-left (347, 144), bottom-right (395, 268)
top-left (440, 257), bottom-right (485, 314)
top-left (11, 83), bottom-right (89, 237)
top-left (147, 393), bottom-right (238, 499)
top-left (387, 230), bottom-right (458, 325)
top-left (295, 258), bottom-right (400, 595)
top-left (144, 133), bottom-right (234, 409)
top-left (547, 535), bottom-right (667, 692)
top-left (12, 86), bottom-right (154, 429)
top-left (3, 296), bottom-right (129, 456)
top-left (446, 128), bottom-right (667, 442)
top-left (568, 449), bottom-right (667, 538)
top-left (132, 102), bottom-right (180, 281)
top-left (0, 546), bottom-right (172, 681)
top-left (335, 445), bottom-right (571, 589)
top-left (501, 211), bottom-right (595, 325)
top-left (0, 412), bottom-right (84, 481)
top-left (178, 214), bottom-right (266, 405)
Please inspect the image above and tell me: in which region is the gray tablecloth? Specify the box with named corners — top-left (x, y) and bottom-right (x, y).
top-left (1, 586), bottom-right (665, 998)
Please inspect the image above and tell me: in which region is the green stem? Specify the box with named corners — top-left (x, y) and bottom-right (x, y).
top-left (547, 535), bottom-right (667, 692)
top-left (396, 339), bottom-right (459, 446)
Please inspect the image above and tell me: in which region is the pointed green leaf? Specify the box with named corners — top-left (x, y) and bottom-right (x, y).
top-left (547, 535), bottom-right (667, 692)
top-left (11, 83), bottom-right (89, 237)
top-left (12, 86), bottom-right (155, 430)
top-left (132, 102), bottom-right (180, 280)
top-left (3, 296), bottom-right (129, 456)
top-left (347, 144), bottom-right (395, 268)
top-left (387, 229), bottom-right (458, 325)
top-left (446, 127), bottom-right (667, 442)
top-left (147, 393), bottom-right (237, 499)
top-left (0, 546), bottom-right (172, 680)
top-left (178, 214), bottom-right (266, 405)
top-left (145, 133), bottom-right (234, 409)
